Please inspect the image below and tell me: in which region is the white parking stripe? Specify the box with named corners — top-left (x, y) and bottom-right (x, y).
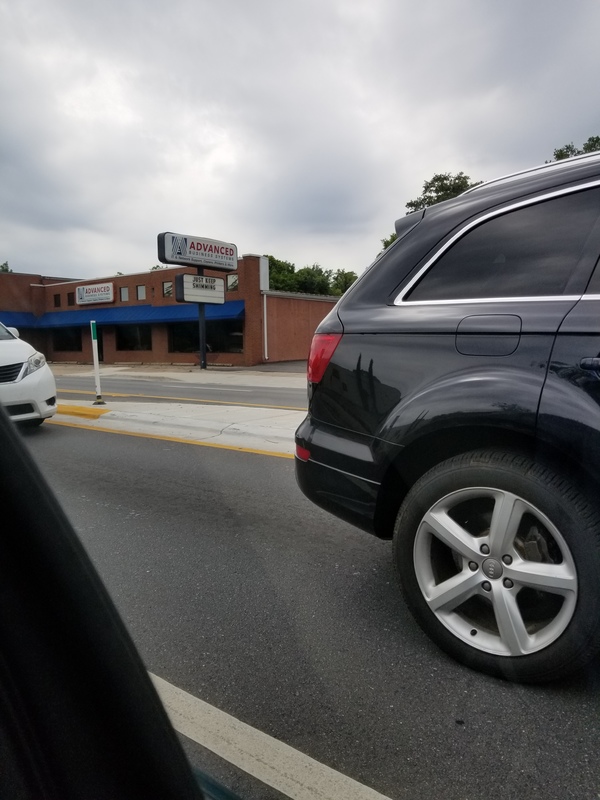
top-left (150, 674), bottom-right (394, 800)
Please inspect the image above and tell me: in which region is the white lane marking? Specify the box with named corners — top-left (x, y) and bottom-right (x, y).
top-left (150, 674), bottom-right (394, 800)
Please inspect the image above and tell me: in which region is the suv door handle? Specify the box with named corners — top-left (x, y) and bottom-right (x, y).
top-left (580, 358), bottom-right (600, 370)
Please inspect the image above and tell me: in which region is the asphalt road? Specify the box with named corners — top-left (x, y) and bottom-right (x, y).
top-left (55, 373), bottom-right (308, 410)
top-left (22, 422), bottom-right (600, 800)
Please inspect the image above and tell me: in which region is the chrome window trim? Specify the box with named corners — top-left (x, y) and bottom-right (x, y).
top-left (394, 180), bottom-right (600, 306)
top-left (582, 294), bottom-right (600, 300)
top-left (395, 296), bottom-right (581, 307)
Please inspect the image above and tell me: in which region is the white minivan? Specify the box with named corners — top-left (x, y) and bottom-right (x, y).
top-left (0, 323), bottom-right (57, 425)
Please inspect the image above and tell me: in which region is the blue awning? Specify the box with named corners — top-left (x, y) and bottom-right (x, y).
top-left (0, 312), bottom-right (39, 328)
top-left (32, 301), bottom-right (245, 328)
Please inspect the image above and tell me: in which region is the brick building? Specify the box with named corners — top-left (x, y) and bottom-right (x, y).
top-left (0, 256), bottom-right (337, 367)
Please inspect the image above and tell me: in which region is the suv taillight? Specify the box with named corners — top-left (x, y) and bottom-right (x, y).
top-left (307, 333), bottom-right (342, 384)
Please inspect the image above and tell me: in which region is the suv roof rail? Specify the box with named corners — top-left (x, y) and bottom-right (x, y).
top-left (462, 150), bottom-right (600, 195)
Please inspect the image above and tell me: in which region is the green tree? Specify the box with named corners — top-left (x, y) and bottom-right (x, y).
top-left (330, 269), bottom-right (358, 295)
top-left (266, 255), bottom-right (299, 291)
top-left (406, 171), bottom-right (480, 213)
top-left (0, 261), bottom-right (12, 273)
top-left (552, 135), bottom-right (600, 161)
top-left (381, 232), bottom-right (397, 250)
top-left (266, 255), bottom-right (354, 295)
top-left (583, 136), bottom-right (600, 153)
top-left (552, 142), bottom-right (580, 161)
top-left (294, 264), bottom-right (332, 295)
top-left (380, 172), bottom-right (478, 251)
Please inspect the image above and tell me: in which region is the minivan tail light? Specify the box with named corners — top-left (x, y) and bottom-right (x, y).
top-left (307, 333), bottom-right (342, 384)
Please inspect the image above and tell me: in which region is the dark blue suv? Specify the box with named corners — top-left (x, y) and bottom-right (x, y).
top-left (295, 153), bottom-right (600, 682)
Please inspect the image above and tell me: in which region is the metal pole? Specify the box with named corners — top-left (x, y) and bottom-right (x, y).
top-left (263, 292), bottom-right (269, 361)
top-left (90, 320), bottom-right (105, 404)
top-left (197, 267), bottom-right (207, 370)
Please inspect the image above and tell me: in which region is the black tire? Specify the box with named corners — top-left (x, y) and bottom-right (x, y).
top-left (393, 450), bottom-right (600, 683)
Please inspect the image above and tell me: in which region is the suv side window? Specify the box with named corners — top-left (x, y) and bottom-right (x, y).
top-left (405, 188), bottom-right (600, 302)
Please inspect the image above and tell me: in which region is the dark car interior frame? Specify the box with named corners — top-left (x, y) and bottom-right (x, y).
top-left (0, 404), bottom-right (210, 799)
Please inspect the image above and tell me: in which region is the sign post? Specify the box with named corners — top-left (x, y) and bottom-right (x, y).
top-left (173, 272), bottom-right (226, 370)
top-left (90, 320), bottom-right (105, 405)
top-left (158, 232), bottom-right (235, 371)
top-left (197, 269), bottom-right (207, 370)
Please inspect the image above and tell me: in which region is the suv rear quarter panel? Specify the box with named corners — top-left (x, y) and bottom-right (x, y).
top-left (312, 297), bottom-right (578, 445)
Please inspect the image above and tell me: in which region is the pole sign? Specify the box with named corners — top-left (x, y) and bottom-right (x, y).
top-left (175, 274), bottom-right (225, 304)
top-left (157, 232), bottom-right (237, 272)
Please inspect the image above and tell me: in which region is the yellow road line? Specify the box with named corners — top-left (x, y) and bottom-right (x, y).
top-left (47, 418), bottom-right (294, 459)
top-left (57, 404), bottom-right (111, 419)
top-left (57, 388), bottom-right (305, 411)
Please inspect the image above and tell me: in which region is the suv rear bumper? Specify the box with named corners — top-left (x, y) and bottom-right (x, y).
top-left (295, 414), bottom-right (391, 534)
top-left (295, 453), bottom-right (380, 534)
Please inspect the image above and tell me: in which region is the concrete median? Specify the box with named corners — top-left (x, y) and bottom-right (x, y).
top-left (51, 400), bottom-right (305, 457)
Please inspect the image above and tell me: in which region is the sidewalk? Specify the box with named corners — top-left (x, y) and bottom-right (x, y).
top-left (51, 362), bottom-right (307, 456)
top-left (50, 362), bottom-right (308, 390)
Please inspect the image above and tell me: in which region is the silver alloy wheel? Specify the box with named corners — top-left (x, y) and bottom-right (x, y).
top-left (413, 487), bottom-right (578, 657)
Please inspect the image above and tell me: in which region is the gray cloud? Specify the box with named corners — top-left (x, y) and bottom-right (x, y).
top-left (1, 0), bottom-right (599, 278)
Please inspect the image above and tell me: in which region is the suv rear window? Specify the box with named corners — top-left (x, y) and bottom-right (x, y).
top-left (405, 187), bottom-right (600, 302)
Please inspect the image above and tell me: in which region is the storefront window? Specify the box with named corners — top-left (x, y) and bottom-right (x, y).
top-left (163, 281), bottom-right (173, 297)
top-left (52, 327), bottom-right (82, 352)
top-left (167, 320), bottom-right (243, 353)
top-left (226, 274), bottom-right (239, 291)
top-left (115, 324), bottom-right (152, 351)
top-left (120, 287), bottom-right (129, 302)
top-left (136, 285), bottom-right (146, 300)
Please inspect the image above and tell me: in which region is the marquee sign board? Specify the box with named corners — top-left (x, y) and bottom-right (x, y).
top-left (175, 274), bottom-right (225, 304)
top-left (76, 282), bottom-right (114, 305)
top-left (157, 232), bottom-right (238, 272)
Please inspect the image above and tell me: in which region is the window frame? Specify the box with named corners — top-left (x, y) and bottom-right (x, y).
top-left (394, 181), bottom-right (600, 306)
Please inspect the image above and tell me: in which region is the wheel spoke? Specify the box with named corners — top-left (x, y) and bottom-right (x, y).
top-left (425, 570), bottom-right (481, 613)
top-left (422, 509), bottom-right (480, 560)
top-left (507, 560), bottom-right (577, 596)
top-left (491, 586), bottom-right (532, 655)
top-left (488, 491), bottom-right (525, 554)
top-left (411, 474), bottom-right (581, 663)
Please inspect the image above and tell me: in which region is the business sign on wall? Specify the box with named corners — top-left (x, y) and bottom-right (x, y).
top-left (76, 282), bottom-right (114, 305)
top-left (157, 232), bottom-right (238, 272)
top-left (175, 274), bottom-right (225, 304)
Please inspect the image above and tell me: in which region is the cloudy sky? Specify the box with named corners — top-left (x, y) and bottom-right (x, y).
top-left (1, 0), bottom-right (599, 281)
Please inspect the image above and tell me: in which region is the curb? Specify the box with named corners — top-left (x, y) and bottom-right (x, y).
top-left (57, 404), bottom-right (111, 419)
